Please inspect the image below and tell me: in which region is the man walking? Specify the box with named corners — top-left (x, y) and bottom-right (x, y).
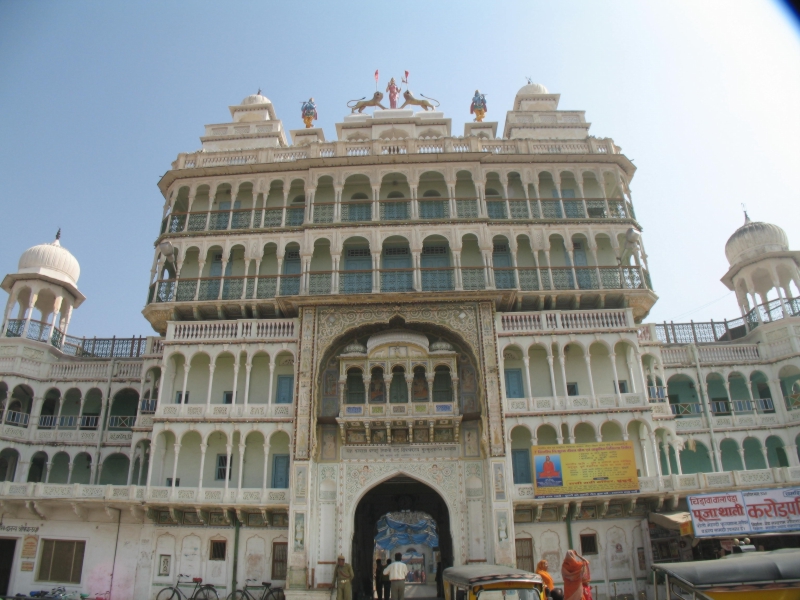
top-left (375, 559), bottom-right (384, 600)
top-left (332, 554), bottom-right (354, 600)
top-left (383, 553), bottom-right (409, 600)
top-left (383, 560), bottom-right (392, 600)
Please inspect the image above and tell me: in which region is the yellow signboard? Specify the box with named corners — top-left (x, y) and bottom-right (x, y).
top-left (532, 441), bottom-right (639, 497)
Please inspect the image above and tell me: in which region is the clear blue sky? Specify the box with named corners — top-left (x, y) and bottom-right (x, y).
top-left (1, 1), bottom-right (798, 337)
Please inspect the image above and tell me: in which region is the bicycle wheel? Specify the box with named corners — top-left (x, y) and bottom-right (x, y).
top-left (157, 588), bottom-right (180, 600)
top-left (266, 588), bottom-right (284, 600)
top-left (195, 586), bottom-right (219, 600)
top-left (226, 591), bottom-right (247, 600)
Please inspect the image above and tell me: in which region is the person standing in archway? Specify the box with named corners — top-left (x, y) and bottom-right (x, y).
top-left (384, 553), bottom-right (409, 600)
top-left (333, 555), bottom-right (355, 600)
top-left (375, 559), bottom-right (385, 600)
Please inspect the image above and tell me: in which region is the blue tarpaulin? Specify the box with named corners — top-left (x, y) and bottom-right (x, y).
top-left (374, 514), bottom-right (439, 550)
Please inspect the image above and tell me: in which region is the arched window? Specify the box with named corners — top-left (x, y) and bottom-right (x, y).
top-left (369, 368), bottom-right (386, 403)
top-left (390, 367), bottom-right (408, 404)
top-left (412, 366), bottom-right (429, 402)
top-left (346, 369), bottom-right (365, 404)
top-left (432, 366), bottom-right (453, 403)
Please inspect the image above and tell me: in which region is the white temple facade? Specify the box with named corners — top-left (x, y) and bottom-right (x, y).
top-left (0, 83), bottom-right (798, 600)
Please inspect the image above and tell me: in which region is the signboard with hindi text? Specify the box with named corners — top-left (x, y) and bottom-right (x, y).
top-left (688, 488), bottom-right (800, 537)
top-left (531, 441), bottom-right (639, 498)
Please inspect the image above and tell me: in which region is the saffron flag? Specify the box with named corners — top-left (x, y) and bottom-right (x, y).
top-left (374, 69), bottom-right (379, 81)
top-left (403, 70), bottom-right (409, 84)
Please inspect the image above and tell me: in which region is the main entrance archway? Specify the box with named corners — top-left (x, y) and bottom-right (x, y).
top-left (352, 476), bottom-right (453, 599)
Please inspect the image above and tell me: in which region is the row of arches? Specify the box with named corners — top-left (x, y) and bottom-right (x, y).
top-left (148, 429), bottom-right (291, 491)
top-left (0, 383), bottom-right (141, 430)
top-left (500, 338), bottom-right (646, 401)
top-left (162, 348), bottom-right (295, 408)
top-left (0, 446), bottom-right (146, 485)
top-left (343, 365), bottom-right (453, 404)
top-left (165, 168), bottom-right (630, 215)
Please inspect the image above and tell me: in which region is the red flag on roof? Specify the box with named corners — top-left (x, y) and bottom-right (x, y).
top-left (402, 70), bottom-right (409, 84)
top-left (374, 69), bottom-right (379, 81)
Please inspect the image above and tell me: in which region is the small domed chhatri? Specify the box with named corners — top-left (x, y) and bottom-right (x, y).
top-left (724, 213), bottom-right (789, 266)
top-left (17, 229), bottom-right (81, 286)
top-left (241, 90), bottom-right (271, 105)
top-left (516, 82), bottom-right (549, 95)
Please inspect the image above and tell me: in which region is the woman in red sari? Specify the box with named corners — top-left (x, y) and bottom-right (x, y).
top-left (561, 550), bottom-right (590, 600)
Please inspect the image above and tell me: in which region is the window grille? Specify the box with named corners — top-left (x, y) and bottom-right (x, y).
top-left (493, 244), bottom-right (509, 253)
top-left (515, 539), bottom-right (534, 572)
top-left (216, 455), bottom-right (231, 480)
top-left (213, 253), bottom-right (223, 262)
top-left (210, 540), bottom-right (227, 561)
top-left (285, 250), bottom-right (300, 260)
top-left (422, 246), bottom-right (447, 255)
top-left (567, 383), bottom-right (579, 396)
top-left (384, 247), bottom-right (409, 256)
top-left (272, 542), bottom-right (288, 579)
top-left (37, 540), bottom-right (86, 583)
top-left (580, 534), bottom-right (598, 555)
top-left (347, 248), bottom-right (371, 258)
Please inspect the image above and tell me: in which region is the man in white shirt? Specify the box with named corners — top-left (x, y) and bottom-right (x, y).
top-left (383, 553), bottom-right (409, 600)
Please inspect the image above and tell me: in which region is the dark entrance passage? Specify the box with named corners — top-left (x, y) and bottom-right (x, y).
top-left (352, 476), bottom-right (452, 600)
top-left (0, 538), bottom-right (17, 595)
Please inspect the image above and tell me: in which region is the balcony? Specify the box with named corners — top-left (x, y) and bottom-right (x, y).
top-left (155, 403), bottom-right (293, 421)
top-left (339, 401), bottom-right (456, 418)
top-left (158, 195), bottom-right (636, 237)
top-left (170, 136), bottom-right (621, 172)
top-left (0, 481), bottom-right (290, 507)
top-left (165, 319), bottom-right (297, 341)
top-left (148, 266), bottom-right (653, 306)
top-left (498, 308), bottom-right (635, 334)
top-left (505, 393), bottom-right (646, 413)
top-left (4, 318), bottom-right (152, 358)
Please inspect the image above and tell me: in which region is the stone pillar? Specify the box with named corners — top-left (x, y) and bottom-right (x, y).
top-left (197, 443), bottom-right (207, 490)
top-left (205, 363), bottom-right (216, 408)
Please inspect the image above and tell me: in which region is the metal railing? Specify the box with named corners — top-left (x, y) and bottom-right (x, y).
top-left (647, 386), bottom-right (667, 402)
top-left (4, 410), bottom-right (30, 426)
top-left (159, 195), bottom-right (636, 236)
top-left (670, 403), bottom-right (703, 416)
top-left (650, 297), bottom-right (799, 344)
top-left (140, 400), bottom-right (158, 414)
top-left (4, 319), bottom-right (148, 357)
top-left (147, 264), bottom-right (653, 304)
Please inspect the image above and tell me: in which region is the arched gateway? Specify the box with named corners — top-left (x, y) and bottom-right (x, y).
top-left (351, 475), bottom-right (454, 599)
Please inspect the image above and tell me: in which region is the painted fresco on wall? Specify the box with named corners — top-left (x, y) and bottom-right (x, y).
top-left (463, 423), bottom-right (480, 457)
top-left (321, 426), bottom-right (338, 460)
top-left (413, 371), bottom-right (429, 401)
top-left (294, 513), bottom-right (305, 551)
top-left (370, 375), bottom-right (386, 403)
top-left (492, 462), bottom-right (507, 501)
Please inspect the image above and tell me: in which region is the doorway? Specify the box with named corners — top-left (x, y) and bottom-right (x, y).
top-left (0, 538), bottom-right (17, 595)
top-left (352, 476), bottom-right (452, 600)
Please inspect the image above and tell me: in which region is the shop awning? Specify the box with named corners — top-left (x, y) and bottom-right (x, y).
top-left (649, 511), bottom-right (693, 534)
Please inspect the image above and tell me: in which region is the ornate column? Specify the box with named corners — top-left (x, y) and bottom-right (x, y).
top-left (660, 441), bottom-right (672, 476)
top-left (197, 442), bottom-right (208, 490)
top-left (223, 444), bottom-right (232, 494)
top-left (231, 353), bottom-right (240, 406)
top-left (170, 443), bottom-right (181, 497)
top-left (427, 373), bottom-right (436, 403)
top-left (262, 443), bottom-right (271, 492)
top-left (638, 435), bottom-right (650, 477)
top-left (522, 356), bottom-right (534, 410)
top-left (205, 363), bottom-right (216, 408)
top-left (412, 250), bottom-right (422, 292)
top-left (267, 359), bottom-right (275, 405)
top-left (546, 354), bottom-right (558, 401)
top-left (672, 443), bottom-right (683, 475)
top-left (180, 362), bottom-right (190, 404)
top-left (243, 359), bottom-right (252, 407)
top-left (609, 353), bottom-right (622, 404)
top-left (583, 354), bottom-right (597, 405)
top-left (649, 433), bottom-right (663, 478)
top-left (557, 348), bottom-right (569, 401)
top-left (21, 290), bottom-right (39, 339)
top-left (237, 443), bottom-right (246, 493)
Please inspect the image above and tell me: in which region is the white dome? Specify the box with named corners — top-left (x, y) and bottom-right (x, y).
top-left (241, 93), bottom-right (271, 106)
top-left (724, 215), bottom-right (789, 266)
top-left (517, 82), bottom-right (549, 95)
top-left (17, 233), bottom-right (80, 286)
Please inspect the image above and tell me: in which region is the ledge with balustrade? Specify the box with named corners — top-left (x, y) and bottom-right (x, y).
top-left (147, 266), bottom-right (653, 309)
top-left (164, 319), bottom-right (298, 343)
top-left (154, 402), bottom-right (293, 421)
top-left (168, 136), bottom-right (622, 173)
top-left (158, 196), bottom-right (636, 238)
top-left (0, 481), bottom-right (291, 507)
top-left (498, 308), bottom-right (636, 336)
top-left (505, 392), bottom-right (647, 414)
top-left (511, 466), bottom-right (800, 501)
top-left (1, 413), bottom-right (135, 444)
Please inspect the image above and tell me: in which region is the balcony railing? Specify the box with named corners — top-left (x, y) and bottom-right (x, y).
top-left (670, 403), bottom-right (703, 416)
top-left (148, 264), bottom-right (653, 305)
top-left (647, 386), bottom-right (667, 402)
top-left (4, 319), bottom-right (149, 357)
top-left (499, 308), bottom-right (634, 334)
top-left (159, 195), bottom-right (636, 236)
top-left (643, 297), bottom-right (800, 344)
top-left (4, 410), bottom-right (30, 427)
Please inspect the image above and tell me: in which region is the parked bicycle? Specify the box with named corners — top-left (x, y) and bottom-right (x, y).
top-left (157, 574), bottom-right (219, 600)
top-left (226, 579), bottom-right (283, 600)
